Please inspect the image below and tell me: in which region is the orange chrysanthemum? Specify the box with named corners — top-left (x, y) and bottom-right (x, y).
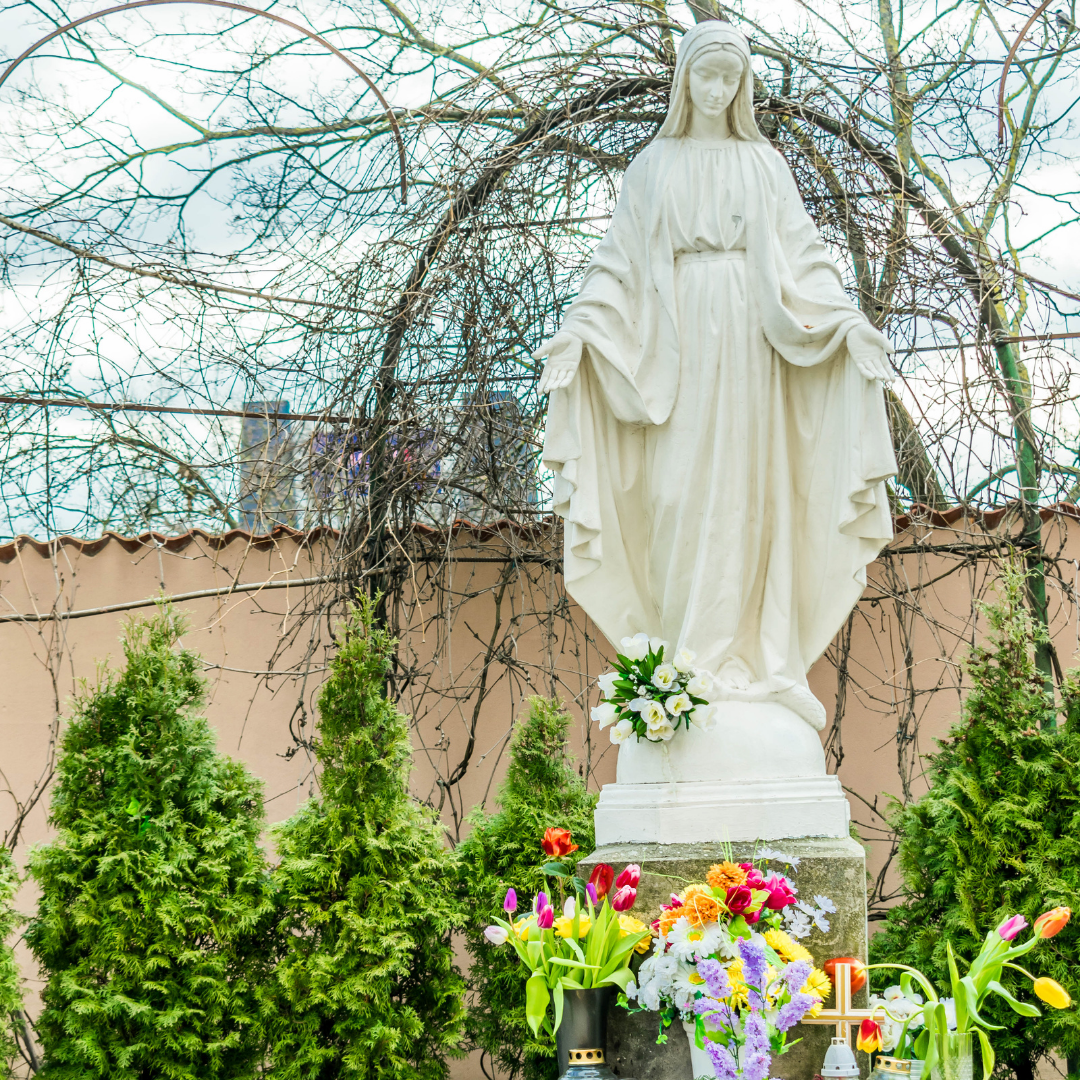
top-left (706, 861), bottom-right (748, 891)
top-left (681, 884), bottom-right (722, 927)
top-left (659, 907), bottom-right (683, 936)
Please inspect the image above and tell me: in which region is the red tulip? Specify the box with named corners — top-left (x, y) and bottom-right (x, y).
top-left (615, 864), bottom-right (641, 889)
top-left (1034, 907), bottom-right (1071, 939)
top-left (824, 957), bottom-right (867, 993)
top-left (857, 1018), bottom-right (883, 1054)
top-left (542, 827), bottom-right (579, 858)
top-left (763, 873), bottom-right (797, 911)
top-left (612, 885), bottom-right (637, 911)
top-left (726, 884), bottom-right (754, 915)
top-left (588, 863), bottom-right (615, 900)
top-left (537, 904), bottom-right (555, 929)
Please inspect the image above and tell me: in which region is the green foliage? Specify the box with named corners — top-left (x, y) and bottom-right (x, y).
top-left (25, 609), bottom-right (275, 1080)
top-left (455, 697), bottom-right (598, 1080)
top-left (871, 567), bottom-right (1080, 1080)
top-left (0, 846), bottom-right (25, 1078)
top-left (262, 601), bottom-right (465, 1080)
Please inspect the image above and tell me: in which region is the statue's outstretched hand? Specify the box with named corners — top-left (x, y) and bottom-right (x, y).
top-left (534, 332), bottom-right (583, 393)
top-left (847, 323), bottom-right (894, 383)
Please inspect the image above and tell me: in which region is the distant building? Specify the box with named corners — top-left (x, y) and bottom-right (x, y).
top-left (239, 400), bottom-right (297, 530)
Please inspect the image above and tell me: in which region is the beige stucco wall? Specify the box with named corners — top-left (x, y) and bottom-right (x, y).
top-left (2, 510), bottom-right (1078, 1074)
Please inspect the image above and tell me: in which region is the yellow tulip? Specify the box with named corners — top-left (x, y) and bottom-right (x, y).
top-left (553, 915), bottom-right (591, 939)
top-left (1033, 978), bottom-right (1071, 1009)
top-left (618, 914), bottom-right (652, 954)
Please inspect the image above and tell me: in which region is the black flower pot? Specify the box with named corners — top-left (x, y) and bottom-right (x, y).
top-left (555, 986), bottom-right (615, 1078)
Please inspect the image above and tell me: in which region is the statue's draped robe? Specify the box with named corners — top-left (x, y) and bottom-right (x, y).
top-left (543, 138), bottom-right (896, 730)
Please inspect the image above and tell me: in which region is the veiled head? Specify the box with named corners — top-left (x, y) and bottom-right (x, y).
top-left (657, 22), bottom-right (763, 142)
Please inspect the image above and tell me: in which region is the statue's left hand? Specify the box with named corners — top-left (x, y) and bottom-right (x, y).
top-left (847, 323), bottom-right (894, 383)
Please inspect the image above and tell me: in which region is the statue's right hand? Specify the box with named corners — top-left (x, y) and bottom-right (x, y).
top-left (534, 332), bottom-right (583, 393)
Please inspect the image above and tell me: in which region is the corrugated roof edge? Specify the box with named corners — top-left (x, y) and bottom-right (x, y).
top-left (0, 518), bottom-right (562, 564)
top-left (2, 505), bottom-right (1077, 565)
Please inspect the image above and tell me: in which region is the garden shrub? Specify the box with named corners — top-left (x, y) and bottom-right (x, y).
top-left (455, 696), bottom-right (598, 1080)
top-left (25, 609), bottom-right (275, 1080)
top-left (871, 566), bottom-right (1080, 1080)
top-left (262, 601), bottom-right (465, 1080)
top-left (0, 846), bottom-right (24, 1078)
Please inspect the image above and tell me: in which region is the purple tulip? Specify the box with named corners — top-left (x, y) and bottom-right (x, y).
top-left (534, 890), bottom-right (549, 915)
top-left (504, 888), bottom-right (518, 914)
top-left (998, 914), bottom-right (1028, 941)
top-left (586, 882), bottom-right (598, 906)
top-left (537, 904), bottom-right (555, 929)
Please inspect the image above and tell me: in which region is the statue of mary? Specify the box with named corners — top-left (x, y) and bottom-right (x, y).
top-left (537, 22), bottom-right (896, 743)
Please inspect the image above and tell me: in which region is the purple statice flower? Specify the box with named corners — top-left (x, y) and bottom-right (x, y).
top-left (696, 958), bottom-right (731, 1000)
top-left (741, 1012), bottom-right (771, 1080)
top-left (775, 991), bottom-right (817, 1033)
top-left (782, 959), bottom-right (811, 993)
top-left (738, 937), bottom-right (768, 1011)
top-left (705, 1041), bottom-right (739, 1080)
top-left (693, 996), bottom-right (737, 1033)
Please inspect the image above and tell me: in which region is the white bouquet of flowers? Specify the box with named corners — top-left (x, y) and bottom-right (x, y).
top-left (591, 634), bottom-right (718, 744)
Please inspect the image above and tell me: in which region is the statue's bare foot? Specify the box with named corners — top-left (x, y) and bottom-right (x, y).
top-left (716, 657), bottom-right (753, 691)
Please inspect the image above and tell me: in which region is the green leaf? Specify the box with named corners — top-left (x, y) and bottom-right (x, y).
top-left (542, 861), bottom-right (569, 877)
top-left (526, 973), bottom-right (550, 1037)
top-left (553, 981), bottom-right (565, 1033)
top-left (985, 980), bottom-right (1040, 1017)
top-left (976, 1027), bottom-right (995, 1080)
top-left (124, 796), bottom-right (140, 816)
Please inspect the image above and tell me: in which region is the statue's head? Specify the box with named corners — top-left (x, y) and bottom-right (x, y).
top-left (657, 21), bottom-right (763, 142)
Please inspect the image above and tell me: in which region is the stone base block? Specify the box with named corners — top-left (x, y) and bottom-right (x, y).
top-left (577, 837), bottom-right (870, 1080)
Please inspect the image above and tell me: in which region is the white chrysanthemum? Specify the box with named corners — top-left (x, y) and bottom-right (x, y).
top-left (651, 663), bottom-right (678, 691)
top-left (610, 718), bottom-right (635, 744)
top-left (630, 951), bottom-right (680, 1012)
top-left (672, 647), bottom-right (697, 673)
top-left (591, 701), bottom-right (619, 728)
top-left (670, 961), bottom-right (706, 1011)
top-left (597, 671), bottom-right (621, 698)
top-left (620, 633), bottom-right (650, 661)
top-left (667, 916), bottom-right (725, 962)
top-left (665, 692), bottom-right (692, 717)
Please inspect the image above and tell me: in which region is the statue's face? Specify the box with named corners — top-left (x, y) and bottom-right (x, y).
top-left (687, 48), bottom-right (744, 121)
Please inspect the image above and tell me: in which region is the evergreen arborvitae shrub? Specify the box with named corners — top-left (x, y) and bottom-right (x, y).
top-left (25, 609), bottom-right (275, 1080)
top-left (262, 602), bottom-right (465, 1080)
top-left (0, 846), bottom-right (24, 1078)
top-left (455, 696), bottom-right (598, 1080)
top-left (870, 568), bottom-right (1080, 1080)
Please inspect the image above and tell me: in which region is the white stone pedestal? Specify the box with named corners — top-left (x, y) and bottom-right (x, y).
top-left (593, 699), bottom-right (850, 845)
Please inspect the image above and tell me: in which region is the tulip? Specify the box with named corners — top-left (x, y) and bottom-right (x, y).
top-left (588, 863), bottom-right (615, 901)
top-left (586, 882), bottom-right (598, 905)
top-left (1033, 907), bottom-right (1071, 939)
top-left (740, 863), bottom-right (765, 888)
top-left (536, 904), bottom-right (555, 930)
top-left (615, 864), bottom-right (641, 889)
top-left (726, 885), bottom-right (754, 915)
top-left (541, 827), bottom-right (579, 858)
top-left (1034, 978), bottom-right (1071, 1009)
top-left (763, 873), bottom-right (797, 911)
top-left (997, 914), bottom-right (1028, 941)
top-left (612, 885), bottom-right (637, 911)
top-left (823, 957), bottom-right (868, 993)
top-left (504, 888), bottom-right (518, 914)
top-left (563, 896), bottom-right (576, 919)
top-left (534, 890), bottom-right (549, 915)
top-left (856, 1018), bottom-right (883, 1054)
top-left (484, 925), bottom-right (509, 946)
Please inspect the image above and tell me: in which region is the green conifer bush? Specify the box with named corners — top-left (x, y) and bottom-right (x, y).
top-left (25, 609), bottom-right (275, 1080)
top-left (0, 846), bottom-right (25, 1078)
top-left (455, 696), bottom-right (598, 1080)
top-left (262, 602), bottom-right (465, 1080)
top-left (871, 567), bottom-right (1080, 1080)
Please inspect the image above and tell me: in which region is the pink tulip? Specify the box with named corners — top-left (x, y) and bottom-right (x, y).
top-left (612, 885), bottom-right (637, 911)
top-left (504, 888), bottom-right (518, 914)
top-left (615, 864), bottom-right (641, 889)
top-left (537, 904), bottom-right (555, 929)
top-left (998, 914), bottom-right (1028, 941)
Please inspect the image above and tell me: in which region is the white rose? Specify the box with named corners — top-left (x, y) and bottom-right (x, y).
top-left (649, 637), bottom-right (670, 655)
top-left (610, 718), bottom-right (634, 744)
top-left (629, 696), bottom-right (651, 713)
top-left (642, 700), bottom-right (667, 727)
top-left (686, 672), bottom-right (713, 698)
top-left (653, 722), bottom-right (675, 742)
top-left (690, 704), bottom-right (719, 731)
top-left (665, 692), bottom-right (692, 716)
top-left (672, 647), bottom-right (696, 673)
top-left (591, 701), bottom-right (620, 729)
top-left (597, 671), bottom-right (621, 698)
top-left (651, 663), bottom-right (678, 691)
top-left (620, 633), bottom-right (650, 661)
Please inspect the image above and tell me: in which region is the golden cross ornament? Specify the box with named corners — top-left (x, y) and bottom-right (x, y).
top-left (800, 962), bottom-right (883, 1041)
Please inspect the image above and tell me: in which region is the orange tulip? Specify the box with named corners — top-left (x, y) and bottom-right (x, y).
top-left (541, 827), bottom-right (579, 858)
top-left (857, 1018), bottom-right (883, 1054)
top-left (1033, 907), bottom-right (1071, 939)
top-left (1033, 978), bottom-right (1072, 1009)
